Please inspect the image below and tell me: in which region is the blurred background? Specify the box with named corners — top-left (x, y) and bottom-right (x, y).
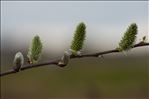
top-left (1, 1), bottom-right (149, 99)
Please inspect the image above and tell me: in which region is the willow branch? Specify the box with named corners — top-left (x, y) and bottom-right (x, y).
top-left (1, 42), bottom-right (149, 77)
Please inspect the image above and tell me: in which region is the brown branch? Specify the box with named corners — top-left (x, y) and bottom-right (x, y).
top-left (1, 42), bottom-right (149, 77)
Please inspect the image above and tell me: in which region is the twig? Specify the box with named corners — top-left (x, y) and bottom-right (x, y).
top-left (1, 42), bottom-right (149, 77)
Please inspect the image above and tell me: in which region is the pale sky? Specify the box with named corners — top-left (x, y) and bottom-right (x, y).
top-left (1, 1), bottom-right (148, 54)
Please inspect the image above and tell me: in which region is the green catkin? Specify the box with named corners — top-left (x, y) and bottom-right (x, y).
top-left (27, 35), bottom-right (42, 64)
top-left (70, 22), bottom-right (86, 52)
top-left (118, 23), bottom-right (138, 51)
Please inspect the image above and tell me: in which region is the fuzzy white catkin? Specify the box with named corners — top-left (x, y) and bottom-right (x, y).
top-left (14, 52), bottom-right (24, 67)
top-left (58, 51), bottom-right (71, 66)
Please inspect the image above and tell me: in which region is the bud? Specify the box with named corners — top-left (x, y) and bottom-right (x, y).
top-left (142, 36), bottom-right (146, 42)
top-left (58, 51), bottom-right (71, 67)
top-left (27, 35), bottom-right (43, 64)
top-left (118, 23), bottom-right (137, 51)
top-left (13, 52), bottom-right (24, 72)
top-left (70, 22), bottom-right (86, 55)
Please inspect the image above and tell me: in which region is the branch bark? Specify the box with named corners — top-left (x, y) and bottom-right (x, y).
top-left (1, 42), bottom-right (149, 77)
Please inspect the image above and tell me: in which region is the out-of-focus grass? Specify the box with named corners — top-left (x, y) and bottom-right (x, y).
top-left (1, 56), bottom-right (149, 99)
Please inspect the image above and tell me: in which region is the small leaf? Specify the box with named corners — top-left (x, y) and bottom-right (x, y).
top-left (70, 22), bottom-right (86, 53)
top-left (27, 35), bottom-right (43, 64)
top-left (13, 52), bottom-right (24, 71)
top-left (118, 23), bottom-right (137, 51)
